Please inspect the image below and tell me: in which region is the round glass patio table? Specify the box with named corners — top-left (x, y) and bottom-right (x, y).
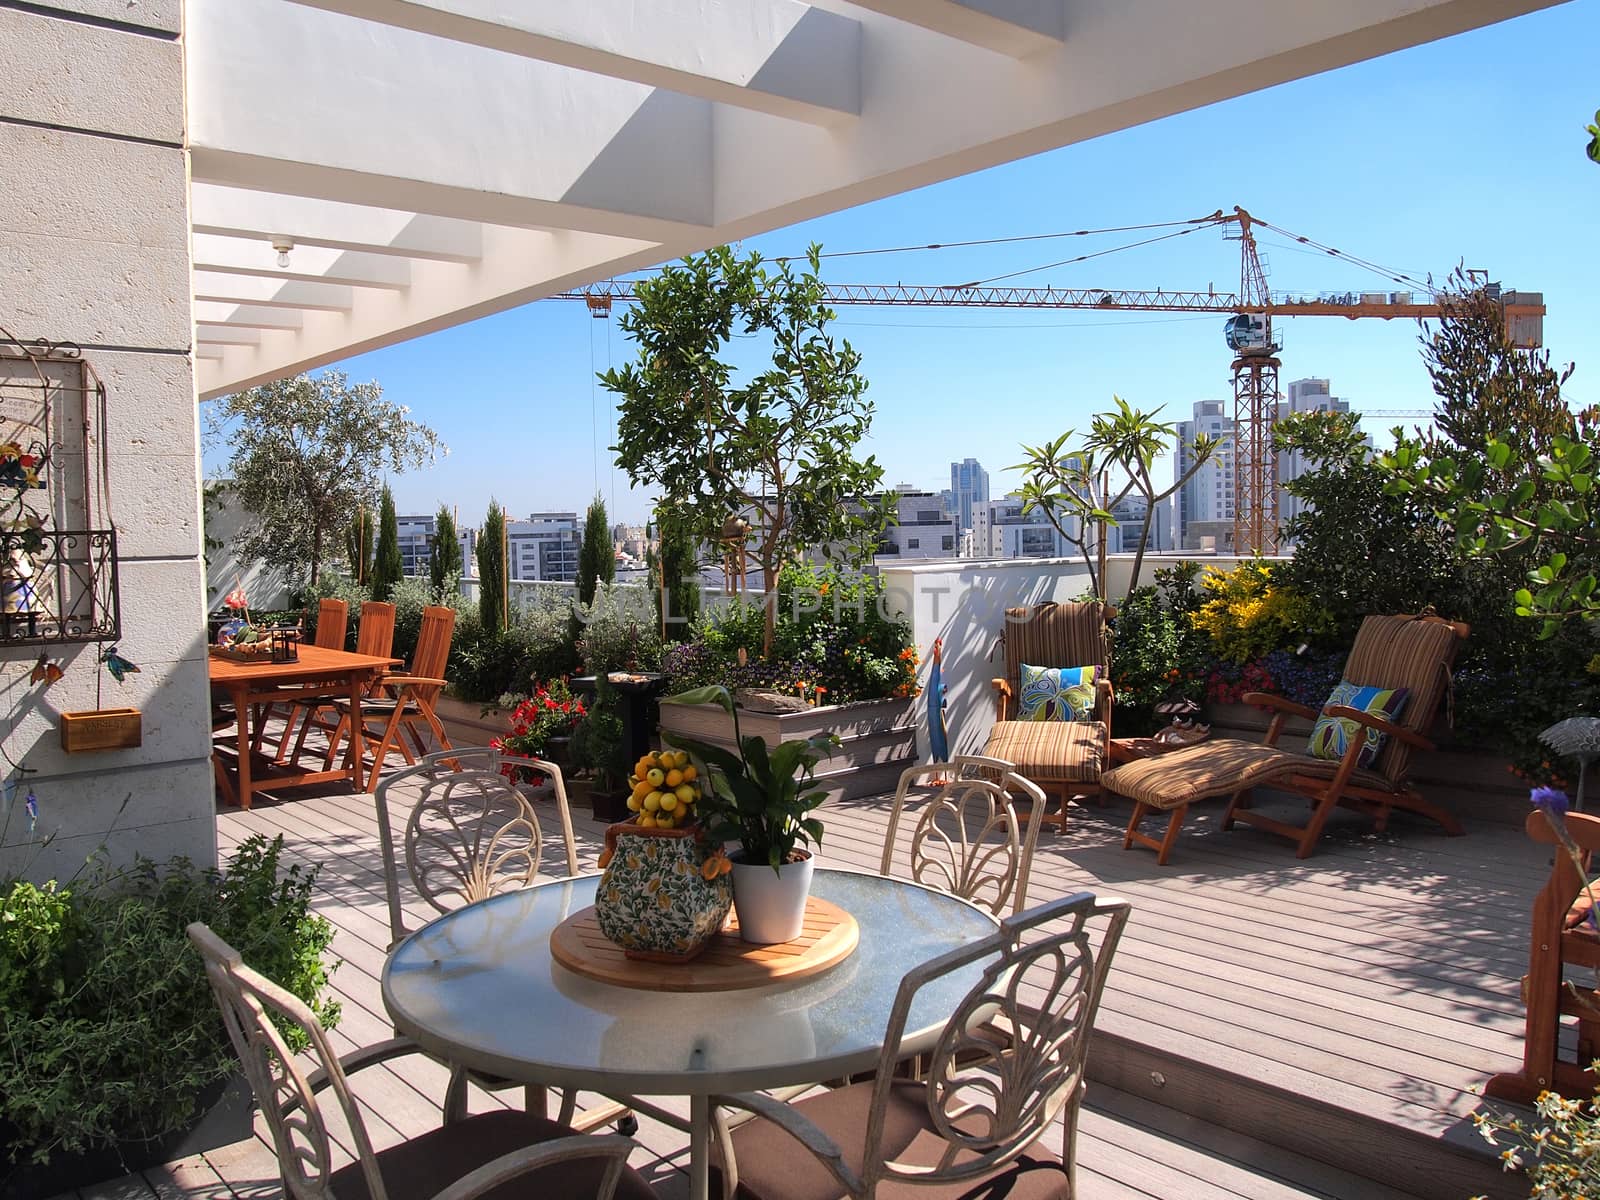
top-left (382, 867), bottom-right (999, 1200)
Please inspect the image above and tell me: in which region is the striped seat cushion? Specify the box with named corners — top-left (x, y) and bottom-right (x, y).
top-left (984, 720), bottom-right (1105, 782)
top-left (1101, 738), bottom-right (1396, 812)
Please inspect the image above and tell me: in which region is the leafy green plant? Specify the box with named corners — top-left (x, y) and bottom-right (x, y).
top-left (576, 583), bottom-right (662, 675)
top-left (0, 835), bottom-right (338, 1168)
top-left (572, 674), bottom-right (628, 792)
top-left (430, 504), bottom-right (463, 594)
top-left (662, 684), bottom-right (837, 869)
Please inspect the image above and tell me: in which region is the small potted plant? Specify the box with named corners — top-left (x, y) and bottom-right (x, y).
top-left (488, 678), bottom-right (586, 787)
top-left (664, 684), bottom-right (838, 944)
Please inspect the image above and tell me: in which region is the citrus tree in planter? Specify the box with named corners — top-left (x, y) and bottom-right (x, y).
top-left (601, 243), bottom-right (892, 656)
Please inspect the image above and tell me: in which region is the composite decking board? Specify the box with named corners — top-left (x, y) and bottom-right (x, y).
top-left (831, 804), bottom-right (1530, 1037)
top-left (193, 720), bottom-right (1558, 1199)
top-left (818, 799), bottom-right (1527, 1145)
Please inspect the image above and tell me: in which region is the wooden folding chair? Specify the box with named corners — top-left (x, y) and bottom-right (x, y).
top-left (324, 605), bottom-right (456, 790)
top-left (256, 596), bottom-right (349, 758)
top-left (283, 599), bottom-right (395, 766)
top-left (1109, 612), bottom-right (1468, 863)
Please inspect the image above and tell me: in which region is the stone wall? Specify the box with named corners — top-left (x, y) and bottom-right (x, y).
top-left (0, 2), bottom-right (213, 878)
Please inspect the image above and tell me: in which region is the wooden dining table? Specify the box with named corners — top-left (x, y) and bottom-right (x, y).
top-left (209, 643), bottom-right (400, 809)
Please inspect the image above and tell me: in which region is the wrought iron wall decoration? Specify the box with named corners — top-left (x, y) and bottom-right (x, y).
top-left (0, 331), bottom-right (120, 646)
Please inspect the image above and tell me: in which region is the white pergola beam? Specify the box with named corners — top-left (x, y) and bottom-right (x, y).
top-left (194, 302), bottom-right (306, 330)
top-left (196, 323), bottom-right (262, 346)
top-left (192, 273), bottom-right (355, 312)
top-left (191, 185), bottom-right (484, 263)
top-left (187, 0), bottom-right (714, 241)
top-left (283, 0), bottom-right (861, 126)
top-left (191, 234), bottom-right (411, 289)
top-left (196, 226), bottom-right (666, 399)
top-left (843, 0), bottom-right (1065, 57)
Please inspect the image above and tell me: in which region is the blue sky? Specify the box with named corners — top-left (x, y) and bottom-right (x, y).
top-left (246, 1), bottom-right (1598, 527)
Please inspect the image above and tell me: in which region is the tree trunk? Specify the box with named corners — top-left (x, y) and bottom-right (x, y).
top-left (310, 523), bottom-right (323, 590)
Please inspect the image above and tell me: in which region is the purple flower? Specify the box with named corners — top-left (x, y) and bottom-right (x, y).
top-left (1531, 786), bottom-right (1571, 815)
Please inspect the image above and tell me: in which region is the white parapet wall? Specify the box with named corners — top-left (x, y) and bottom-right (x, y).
top-left (878, 554), bottom-right (1269, 761)
top-left (0, 1), bottom-right (214, 880)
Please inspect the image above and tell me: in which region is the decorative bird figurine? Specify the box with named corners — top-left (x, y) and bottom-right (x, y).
top-left (100, 645), bottom-right (140, 683)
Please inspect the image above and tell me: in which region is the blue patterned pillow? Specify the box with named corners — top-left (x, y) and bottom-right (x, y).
top-left (1017, 664), bottom-right (1097, 723)
top-left (1307, 680), bottom-right (1411, 769)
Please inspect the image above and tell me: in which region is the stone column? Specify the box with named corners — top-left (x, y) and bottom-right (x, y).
top-left (0, 1), bottom-right (214, 878)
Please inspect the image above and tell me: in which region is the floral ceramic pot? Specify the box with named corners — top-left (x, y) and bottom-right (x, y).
top-left (594, 823), bottom-right (733, 962)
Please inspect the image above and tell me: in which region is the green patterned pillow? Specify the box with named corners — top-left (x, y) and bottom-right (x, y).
top-left (1307, 680), bottom-right (1411, 769)
top-left (1017, 664), bottom-right (1097, 723)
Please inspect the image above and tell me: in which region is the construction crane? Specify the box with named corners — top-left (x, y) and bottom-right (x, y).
top-left (561, 207), bottom-right (1544, 553)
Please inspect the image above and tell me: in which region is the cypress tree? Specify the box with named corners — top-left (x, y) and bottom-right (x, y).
top-left (577, 495), bottom-right (614, 608)
top-left (345, 504), bottom-right (374, 584)
top-left (430, 503), bottom-right (462, 594)
top-left (479, 499), bottom-right (506, 637)
top-left (370, 484), bottom-right (404, 601)
top-left (653, 503), bottom-right (699, 638)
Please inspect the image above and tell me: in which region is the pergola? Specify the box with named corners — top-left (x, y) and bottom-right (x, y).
top-left (186, 0), bottom-right (1559, 400)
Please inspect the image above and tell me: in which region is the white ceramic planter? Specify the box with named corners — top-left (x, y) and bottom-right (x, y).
top-left (730, 850), bottom-right (815, 944)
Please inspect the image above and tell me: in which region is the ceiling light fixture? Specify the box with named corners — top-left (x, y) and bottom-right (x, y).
top-left (270, 236), bottom-right (294, 269)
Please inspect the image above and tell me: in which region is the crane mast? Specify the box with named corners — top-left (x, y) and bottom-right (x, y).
top-left (562, 209), bottom-right (1544, 555)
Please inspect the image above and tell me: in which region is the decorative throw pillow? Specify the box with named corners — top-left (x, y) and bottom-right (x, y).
top-left (1307, 680), bottom-right (1411, 769)
top-left (1017, 664), bottom-right (1097, 723)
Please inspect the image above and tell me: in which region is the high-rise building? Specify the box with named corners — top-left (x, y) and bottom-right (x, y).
top-left (949, 458), bottom-right (990, 534)
top-left (1277, 378), bottom-right (1358, 532)
top-left (1175, 400), bottom-right (1236, 550)
top-left (1106, 494), bottom-right (1174, 554)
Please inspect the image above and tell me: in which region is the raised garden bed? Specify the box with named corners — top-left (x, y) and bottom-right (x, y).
top-left (657, 695), bottom-right (917, 803)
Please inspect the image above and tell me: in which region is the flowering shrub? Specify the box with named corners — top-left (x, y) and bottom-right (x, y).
top-left (661, 562), bottom-right (917, 706)
top-left (1191, 560), bottom-right (1332, 664)
top-left (489, 678), bottom-right (585, 781)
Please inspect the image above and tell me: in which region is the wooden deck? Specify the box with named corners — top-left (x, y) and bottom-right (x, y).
top-left (62, 731), bottom-right (1547, 1200)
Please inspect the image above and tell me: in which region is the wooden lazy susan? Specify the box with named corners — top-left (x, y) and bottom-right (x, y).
top-left (550, 896), bottom-right (859, 993)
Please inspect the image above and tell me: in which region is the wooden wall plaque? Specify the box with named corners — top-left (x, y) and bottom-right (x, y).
top-left (59, 707), bottom-right (142, 752)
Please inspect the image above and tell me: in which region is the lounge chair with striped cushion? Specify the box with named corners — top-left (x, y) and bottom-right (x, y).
top-left (1106, 612), bottom-right (1468, 864)
top-left (982, 601), bottom-right (1112, 832)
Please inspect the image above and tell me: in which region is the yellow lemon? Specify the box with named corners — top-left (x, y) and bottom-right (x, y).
top-left (682, 765), bottom-right (697, 782)
top-left (656, 813), bottom-right (676, 829)
top-left (665, 769), bottom-right (684, 788)
top-left (674, 784), bottom-right (696, 805)
top-left (631, 779), bottom-right (653, 801)
top-left (635, 756), bottom-right (654, 777)
top-left (636, 812), bottom-right (657, 828)
top-left (659, 792), bottom-right (679, 812)
top-left (626, 794), bottom-right (642, 812)
top-left (643, 791), bottom-right (662, 813)
top-left (646, 767), bottom-right (665, 787)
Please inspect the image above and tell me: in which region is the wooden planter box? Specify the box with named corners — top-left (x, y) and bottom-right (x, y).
top-left (1205, 701), bottom-right (1524, 826)
top-left (657, 696), bottom-right (918, 803)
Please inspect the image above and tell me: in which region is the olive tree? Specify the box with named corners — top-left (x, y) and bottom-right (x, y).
top-left (208, 370), bottom-right (443, 586)
top-left (601, 245), bottom-right (890, 655)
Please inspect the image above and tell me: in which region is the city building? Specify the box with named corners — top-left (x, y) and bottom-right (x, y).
top-left (1106, 494), bottom-right (1175, 554)
top-left (972, 494), bottom-right (1075, 559)
top-left (612, 522), bottom-right (651, 560)
top-left (949, 458), bottom-right (990, 535)
top-left (877, 488), bottom-right (959, 559)
top-left (1176, 400), bottom-right (1237, 550)
top-left (1277, 378), bottom-right (1361, 532)
top-left (505, 512), bottom-right (582, 582)
top-left (396, 514), bottom-right (436, 578)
